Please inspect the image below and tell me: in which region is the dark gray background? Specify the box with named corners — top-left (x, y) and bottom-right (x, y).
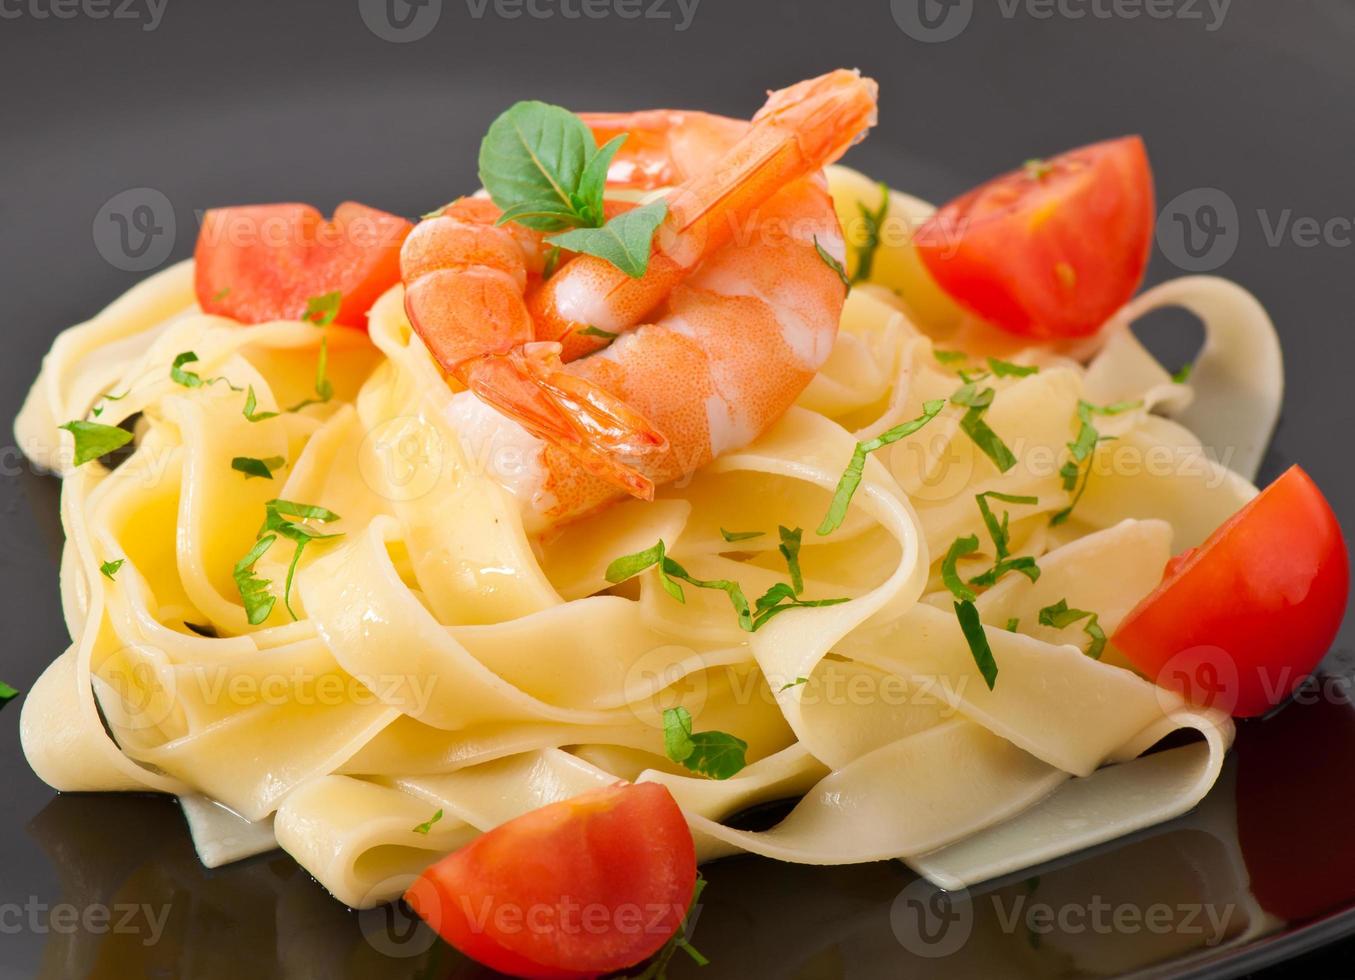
top-left (3, 1), bottom-right (1355, 977)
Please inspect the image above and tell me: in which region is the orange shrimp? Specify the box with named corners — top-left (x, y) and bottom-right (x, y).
top-left (401, 69), bottom-right (878, 528)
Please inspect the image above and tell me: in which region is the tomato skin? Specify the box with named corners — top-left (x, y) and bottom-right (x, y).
top-left (405, 782), bottom-right (696, 979)
top-left (195, 202), bottom-right (411, 329)
top-left (1112, 466), bottom-right (1349, 717)
top-left (915, 136), bottom-right (1154, 338)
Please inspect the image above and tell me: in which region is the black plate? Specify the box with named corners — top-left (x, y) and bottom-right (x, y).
top-left (3, 2), bottom-right (1354, 977)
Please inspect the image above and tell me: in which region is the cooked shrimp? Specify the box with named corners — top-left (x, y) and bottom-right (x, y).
top-left (401, 69), bottom-right (879, 528)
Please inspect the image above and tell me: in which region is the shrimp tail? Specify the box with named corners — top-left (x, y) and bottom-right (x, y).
top-left (458, 345), bottom-right (668, 501)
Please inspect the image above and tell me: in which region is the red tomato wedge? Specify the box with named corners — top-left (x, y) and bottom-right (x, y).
top-left (915, 136), bottom-right (1154, 338)
top-left (406, 782), bottom-right (696, 979)
top-left (195, 202), bottom-right (412, 329)
top-left (1112, 466), bottom-right (1349, 717)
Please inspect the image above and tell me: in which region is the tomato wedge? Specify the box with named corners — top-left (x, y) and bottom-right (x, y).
top-left (195, 202), bottom-right (411, 328)
top-left (406, 782), bottom-right (696, 979)
top-left (915, 136), bottom-right (1154, 338)
top-left (1112, 466), bottom-right (1349, 717)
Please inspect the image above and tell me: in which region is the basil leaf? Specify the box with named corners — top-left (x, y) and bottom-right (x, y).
top-left (234, 534), bottom-right (277, 626)
top-left (412, 809), bottom-right (444, 835)
top-left (814, 236), bottom-right (851, 289)
top-left (1038, 599), bottom-right (1107, 659)
top-left (605, 541), bottom-right (666, 583)
top-left (662, 554), bottom-right (751, 630)
top-left (100, 559), bottom-right (125, 581)
top-left (267, 498), bottom-right (342, 524)
top-left (1051, 400), bottom-right (1142, 526)
top-left (1006, 617), bottom-right (1021, 632)
top-left (663, 705), bottom-right (695, 762)
top-left (59, 420), bottom-right (134, 466)
top-left (780, 676), bottom-right (809, 692)
top-left (0, 681), bottom-right (19, 711)
top-left (955, 599), bottom-right (999, 690)
top-left (934, 349), bottom-right (969, 366)
top-left (968, 555), bottom-right (1041, 588)
top-left (1172, 362), bottom-right (1194, 384)
top-left (719, 528), bottom-right (764, 543)
top-left (232, 456), bottom-right (285, 480)
top-left (496, 200), bottom-right (586, 231)
top-left (663, 706), bottom-right (748, 779)
top-left (575, 133), bottom-right (628, 227)
top-left (547, 199), bottom-right (668, 279)
top-left (479, 100), bottom-right (596, 226)
top-left (210, 286), bottom-right (232, 303)
top-left (959, 404), bottom-right (1017, 472)
top-left (286, 336), bottom-right (334, 412)
top-left (818, 399), bottom-right (946, 535)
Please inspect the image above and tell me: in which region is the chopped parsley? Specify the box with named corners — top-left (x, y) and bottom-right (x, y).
top-left (231, 456), bottom-right (285, 480)
top-left (663, 706), bottom-right (747, 780)
top-left (234, 499), bottom-right (344, 624)
top-left (955, 599), bottom-right (998, 690)
top-left (242, 386), bottom-right (279, 422)
top-left (852, 181), bottom-right (889, 284)
top-left (628, 873), bottom-right (710, 978)
top-left (1038, 599), bottom-right (1107, 659)
top-left (412, 809), bottom-right (444, 835)
top-left (814, 236), bottom-right (851, 289)
top-left (1050, 400), bottom-right (1141, 526)
top-left (302, 291), bottom-right (342, 327)
top-left (818, 399), bottom-right (947, 535)
top-left (941, 535), bottom-right (980, 603)
top-left (170, 351), bottom-right (242, 392)
top-left (719, 528), bottom-right (764, 543)
top-left (951, 381), bottom-right (1017, 472)
top-left (99, 559), bottom-right (125, 581)
top-left (286, 336), bottom-right (335, 412)
top-left (59, 420), bottom-right (134, 466)
top-left (987, 357), bottom-right (1039, 378)
top-left (606, 538), bottom-right (846, 633)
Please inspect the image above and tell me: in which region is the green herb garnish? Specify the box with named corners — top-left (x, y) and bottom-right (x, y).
top-left (478, 101), bottom-right (667, 276)
top-left (286, 336), bottom-right (334, 412)
top-left (778, 525), bottom-right (804, 595)
top-left (242, 385), bottom-right (279, 422)
top-left (1038, 599), bottom-right (1107, 659)
top-left (0, 681), bottom-right (19, 712)
top-left (662, 706), bottom-right (748, 780)
top-left (987, 357), bottom-right (1039, 378)
top-left (818, 400), bottom-right (947, 535)
top-left (779, 676), bottom-right (809, 692)
top-left (1006, 617), bottom-right (1021, 632)
top-left (852, 181), bottom-right (890, 284)
top-left (1050, 400), bottom-right (1141, 526)
top-left (941, 535), bottom-right (980, 603)
top-left (814, 236), bottom-right (851, 289)
top-left (719, 528), bottom-right (764, 543)
top-left (606, 540), bottom-right (752, 628)
top-left (412, 809), bottom-right (444, 835)
top-left (966, 491), bottom-right (1042, 588)
top-left (302, 291), bottom-right (342, 327)
top-left (934, 349), bottom-right (969, 366)
top-left (233, 535), bottom-right (278, 626)
top-left (577, 325), bottom-right (619, 340)
top-left (231, 456), bottom-right (285, 480)
top-left (100, 559), bottom-right (125, 581)
top-left (955, 599), bottom-right (998, 689)
top-left (951, 382), bottom-right (1017, 472)
top-left (59, 420), bottom-right (134, 466)
top-left (1172, 362), bottom-right (1194, 384)
top-left (629, 873), bottom-right (710, 978)
top-left (210, 286), bottom-right (232, 303)
top-left (170, 351), bottom-right (241, 392)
